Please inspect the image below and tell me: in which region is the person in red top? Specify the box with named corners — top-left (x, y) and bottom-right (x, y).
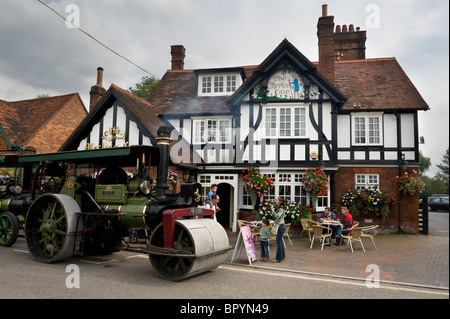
top-left (335, 206), bottom-right (353, 245)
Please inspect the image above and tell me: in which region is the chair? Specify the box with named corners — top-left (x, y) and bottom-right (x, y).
top-left (283, 223), bottom-right (293, 246)
top-left (300, 218), bottom-right (314, 242)
top-left (361, 225), bottom-right (379, 250)
top-left (310, 225), bottom-right (332, 251)
top-left (341, 227), bottom-right (365, 253)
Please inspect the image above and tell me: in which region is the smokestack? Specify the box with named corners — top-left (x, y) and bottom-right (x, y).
top-left (155, 126), bottom-right (172, 201)
top-left (171, 45), bottom-right (186, 70)
top-left (89, 67), bottom-right (106, 111)
top-left (317, 4), bottom-right (335, 84)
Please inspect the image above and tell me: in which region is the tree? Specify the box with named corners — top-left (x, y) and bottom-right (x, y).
top-left (436, 148), bottom-right (449, 193)
top-left (128, 76), bottom-right (159, 100)
top-left (419, 151), bottom-right (431, 176)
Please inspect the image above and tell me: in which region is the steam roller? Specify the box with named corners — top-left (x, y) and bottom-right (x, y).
top-left (145, 207), bottom-right (231, 281)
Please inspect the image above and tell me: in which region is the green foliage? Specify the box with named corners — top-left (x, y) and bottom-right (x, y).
top-left (256, 199), bottom-right (313, 226)
top-left (128, 76), bottom-right (159, 100)
top-left (342, 188), bottom-right (396, 219)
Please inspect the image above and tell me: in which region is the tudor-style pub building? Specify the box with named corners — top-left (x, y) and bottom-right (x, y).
top-left (148, 5), bottom-right (429, 233)
top-left (57, 5), bottom-right (428, 233)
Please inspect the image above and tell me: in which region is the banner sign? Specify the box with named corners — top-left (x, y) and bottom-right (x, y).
top-left (231, 225), bottom-right (258, 265)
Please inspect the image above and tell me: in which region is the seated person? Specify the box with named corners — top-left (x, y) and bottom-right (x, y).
top-left (319, 207), bottom-right (337, 237)
top-left (335, 206), bottom-right (353, 245)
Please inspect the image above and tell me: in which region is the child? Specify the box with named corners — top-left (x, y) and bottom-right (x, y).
top-left (259, 219), bottom-right (270, 261)
top-left (205, 184), bottom-right (220, 211)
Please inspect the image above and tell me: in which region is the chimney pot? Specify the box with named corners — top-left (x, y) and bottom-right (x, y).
top-left (322, 4), bottom-right (328, 17)
top-left (89, 67), bottom-right (106, 111)
top-left (342, 24), bottom-right (348, 32)
top-left (336, 25), bottom-right (341, 33)
top-left (349, 24), bottom-right (355, 32)
top-left (96, 67), bottom-right (104, 86)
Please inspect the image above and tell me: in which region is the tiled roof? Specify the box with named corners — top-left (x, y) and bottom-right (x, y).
top-left (0, 93), bottom-right (87, 147)
top-left (110, 84), bottom-right (164, 137)
top-left (332, 58), bottom-right (429, 111)
top-left (149, 50), bottom-right (429, 115)
top-left (148, 66), bottom-right (258, 116)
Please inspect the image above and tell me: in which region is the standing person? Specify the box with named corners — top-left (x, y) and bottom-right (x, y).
top-left (335, 206), bottom-right (353, 245)
top-left (205, 194), bottom-right (220, 221)
top-left (270, 197), bottom-right (286, 263)
top-left (259, 219), bottom-right (270, 261)
top-left (205, 184), bottom-right (220, 211)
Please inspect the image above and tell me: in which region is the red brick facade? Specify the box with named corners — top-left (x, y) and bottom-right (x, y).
top-left (333, 167), bottom-right (420, 233)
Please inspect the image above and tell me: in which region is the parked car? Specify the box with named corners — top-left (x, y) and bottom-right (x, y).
top-left (428, 197), bottom-right (449, 212)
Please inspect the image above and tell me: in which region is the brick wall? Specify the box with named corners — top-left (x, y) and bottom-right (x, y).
top-left (333, 167), bottom-right (419, 233)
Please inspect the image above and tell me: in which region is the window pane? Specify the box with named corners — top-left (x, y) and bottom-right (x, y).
top-left (194, 121), bottom-right (205, 143)
top-left (354, 117), bottom-right (366, 144)
top-left (202, 77), bottom-right (211, 93)
top-left (226, 75), bottom-right (236, 92)
top-left (214, 76), bottom-right (223, 93)
top-left (265, 108), bottom-right (277, 136)
top-left (369, 117), bottom-right (380, 144)
top-left (207, 120), bottom-right (217, 142)
top-left (219, 120), bottom-right (230, 143)
top-left (280, 108), bottom-right (291, 136)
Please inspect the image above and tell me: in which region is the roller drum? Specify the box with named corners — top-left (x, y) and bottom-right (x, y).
top-left (149, 218), bottom-right (230, 281)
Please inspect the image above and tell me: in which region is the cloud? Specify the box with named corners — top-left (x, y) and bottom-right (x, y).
top-left (1, 0), bottom-right (448, 175)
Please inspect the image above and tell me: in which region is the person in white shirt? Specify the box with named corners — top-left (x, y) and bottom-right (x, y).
top-left (205, 194), bottom-right (220, 221)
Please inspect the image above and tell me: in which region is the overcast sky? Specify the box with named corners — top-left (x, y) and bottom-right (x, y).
top-left (1, 0), bottom-right (448, 175)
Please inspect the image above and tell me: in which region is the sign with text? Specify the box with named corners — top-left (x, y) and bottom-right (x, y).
top-left (231, 225), bottom-right (258, 265)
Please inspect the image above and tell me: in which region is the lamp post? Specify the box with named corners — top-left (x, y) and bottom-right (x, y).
top-left (398, 154), bottom-right (408, 232)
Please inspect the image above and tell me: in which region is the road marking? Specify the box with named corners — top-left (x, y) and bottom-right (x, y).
top-left (219, 265), bottom-right (449, 296)
top-left (13, 249), bottom-right (29, 254)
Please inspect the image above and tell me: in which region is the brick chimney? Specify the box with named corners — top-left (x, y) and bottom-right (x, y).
top-left (89, 67), bottom-right (106, 111)
top-left (317, 4), bottom-right (335, 84)
top-left (334, 23), bottom-right (367, 60)
top-left (171, 45), bottom-right (186, 70)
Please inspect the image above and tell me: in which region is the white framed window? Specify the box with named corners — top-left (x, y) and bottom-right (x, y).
top-left (355, 174), bottom-right (380, 189)
top-left (240, 172), bottom-right (328, 210)
top-left (201, 76), bottom-right (212, 94)
top-left (198, 73), bottom-right (242, 96)
top-left (192, 118), bottom-right (232, 144)
top-left (352, 113), bottom-right (382, 145)
top-left (264, 105), bottom-right (307, 138)
top-left (226, 75), bottom-right (236, 92)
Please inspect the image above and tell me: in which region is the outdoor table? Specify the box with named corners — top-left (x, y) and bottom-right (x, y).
top-left (318, 220), bottom-right (341, 246)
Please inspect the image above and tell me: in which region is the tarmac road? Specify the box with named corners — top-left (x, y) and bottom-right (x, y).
top-left (0, 236), bottom-right (448, 300)
top-left (429, 211), bottom-right (449, 237)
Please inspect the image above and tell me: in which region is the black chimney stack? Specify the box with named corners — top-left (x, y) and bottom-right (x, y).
top-left (155, 126), bottom-right (172, 201)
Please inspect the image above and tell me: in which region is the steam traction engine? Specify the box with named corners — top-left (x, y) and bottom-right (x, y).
top-left (0, 126), bottom-right (230, 281)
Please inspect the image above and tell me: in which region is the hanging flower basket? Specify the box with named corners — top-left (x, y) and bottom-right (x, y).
top-left (301, 168), bottom-right (328, 208)
top-left (242, 168), bottom-right (274, 211)
top-left (396, 170), bottom-right (425, 196)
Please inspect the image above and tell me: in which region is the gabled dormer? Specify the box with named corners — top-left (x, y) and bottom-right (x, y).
top-left (194, 67), bottom-right (246, 97)
top-left (228, 38), bottom-right (346, 108)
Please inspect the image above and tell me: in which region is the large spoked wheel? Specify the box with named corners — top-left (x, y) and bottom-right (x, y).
top-left (25, 194), bottom-right (81, 263)
top-left (0, 212), bottom-right (19, 247)
top-left (148, 222), bottom-right (195, 281)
